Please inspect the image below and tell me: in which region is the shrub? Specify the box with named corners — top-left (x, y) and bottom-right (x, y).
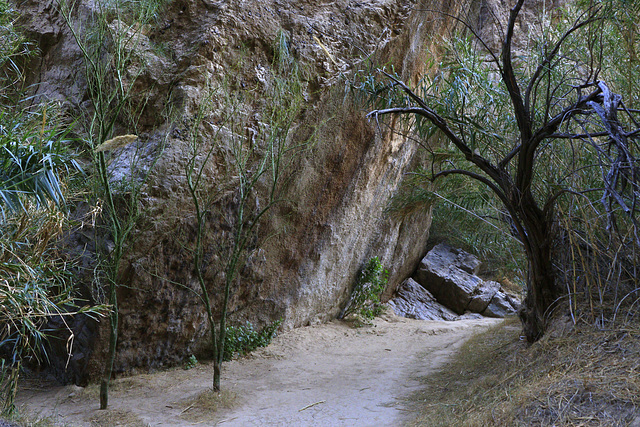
top-left (0, 107), bottom-right (81, 218)
top-left (0, 15), bottom-right (100, 410)
top-left (0, 0), bottom-right (33, 99)
top-left (341, 257), bottom-right (389, 324)
top-left (223, 320), bottom-right (282, 361)
top-left (0, 209), bottom-right (106, 414)
top-left (183, 354), bottom-right (198, 370)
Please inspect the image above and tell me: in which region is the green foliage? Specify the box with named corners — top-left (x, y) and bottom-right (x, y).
top-left (183, 354), bottom-right (198, 370)
top-left (362, 0), bottom-right (640, 334)
top-left (223, 320), bottom-right (282, 361)
top-left (0, 1), bottom-right (80, 219)
top-left (429, 197), bottom-right (525, 282)
top-left (101, 0), bottom-right (173, 25)
top-left (60, 0), bottom-right (169, 408)
top-left (0, 6), bottom-right (106, 414)
top-left (0, 106), bottom-right (81, 218)
top-left (342, 257), bottom-right (388, 324)
top-left (0, 0), bottom-right (33, 99)
top-left (0, 274), bottom-right (104, 414)
top-left (0, 359), bottom-right (19, 416)
top-left (0, 103), bottom-right (103, 410)
top-left (0, 208), bottom-right (106, 414)
top-left (388, 167), bottom-right (525, 281)
top-left (185, 30), bottom-right (314, 391)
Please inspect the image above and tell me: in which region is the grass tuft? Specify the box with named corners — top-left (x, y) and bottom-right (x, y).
top-left (177, 389), bottom-right (237, 423)
top-left (88, 408), bottom-right (148, 426)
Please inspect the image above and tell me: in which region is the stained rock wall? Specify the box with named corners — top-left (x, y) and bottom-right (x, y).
top-left (19, 0), bottom-right (470, 381)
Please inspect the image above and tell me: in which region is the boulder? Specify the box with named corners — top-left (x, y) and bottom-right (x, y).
top-left (506, 292), bottom-right (521, 312)
top-left (413, 243), bottom-right (484, 314)
top-left (456, 251), bottom-right (483, 275)
top-left (412, 243), bottom-right (521, 318)
top-left (482, 290), bottom-right (518, 318)
top-left (468, 280), bottom-right (501, 313)
top-left (388, 278), bottom-right (459, 321)
top-left (457, 312), bottom-right (484, 320)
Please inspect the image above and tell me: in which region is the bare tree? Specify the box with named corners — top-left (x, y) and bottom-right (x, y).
top-left (365, 0), bottom-right (640, 341)
top-left (185, 32), bottom-right (312, 391)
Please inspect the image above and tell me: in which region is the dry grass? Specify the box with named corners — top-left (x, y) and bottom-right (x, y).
top-left (2, 411), bottom-right (57, 427)
top-left (88, 408), bottom-right (147, 426)
top-left (409, 316), bottom-right (640, 426)
top-left (177, 389), bottom-right (237, 423)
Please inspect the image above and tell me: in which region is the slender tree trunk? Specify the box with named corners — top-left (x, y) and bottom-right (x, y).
top-left (213, 360), bottom-right (221, 391)
top-left (100, 282), bottom-right (118, 409)
top-left (211, 313), bottom-right (221, 391)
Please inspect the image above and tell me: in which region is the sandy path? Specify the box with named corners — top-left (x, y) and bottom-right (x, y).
top-left (17, 314), bottom-right (501, 426)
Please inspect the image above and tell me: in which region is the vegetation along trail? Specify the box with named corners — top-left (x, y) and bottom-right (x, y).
top-left (17, 315), bottom-right (500, 426)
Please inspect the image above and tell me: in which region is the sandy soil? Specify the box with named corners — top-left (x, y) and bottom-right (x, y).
top-left (16, 314), bottom-right (501, 426)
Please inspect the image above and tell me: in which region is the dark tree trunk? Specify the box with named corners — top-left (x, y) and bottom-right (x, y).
top-left (516, 195), bottom-right (562, 342)
top-left (100, 285), bottom-right (118, 409)
top-left (519, 245), bottom-right (559, 342)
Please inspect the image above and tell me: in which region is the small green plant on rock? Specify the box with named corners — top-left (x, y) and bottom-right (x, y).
top-left (341, 257), bottom-right (388, 325)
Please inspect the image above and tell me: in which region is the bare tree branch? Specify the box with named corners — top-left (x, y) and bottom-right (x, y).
top-left (431, 168), bottom-right (509, 206)
top-left (502, 0), bottom-right (531, 142)
top-left (369, 74), bottom-right (508, 188)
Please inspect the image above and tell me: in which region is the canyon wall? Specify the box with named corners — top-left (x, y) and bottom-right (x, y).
top-left (19, 0), bottom-right (468, 382)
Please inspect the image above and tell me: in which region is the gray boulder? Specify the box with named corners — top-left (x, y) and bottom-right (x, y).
top-left (412, 243), bottom-right (521, 317)
top-left (506, 292), bottom-right (521, 311)
top-left (388, 278), bottom-right (459, 321)
top-left (468, 280), bottom-right (501, 313)
top-left (457, 312), bottom-right (484, 320)
top-left (413, 243), bottom-right (484, 314)
top-left (482, 290), bottom-right (518, 318)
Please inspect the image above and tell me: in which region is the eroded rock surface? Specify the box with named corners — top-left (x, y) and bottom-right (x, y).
top-left (484, 290), bottom-right (521, 318)
top-left (413, 243), bottom-right (486, 314)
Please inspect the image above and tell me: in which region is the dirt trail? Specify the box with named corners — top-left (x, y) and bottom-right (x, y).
top-left (17, 314), bottom-right (501, 426)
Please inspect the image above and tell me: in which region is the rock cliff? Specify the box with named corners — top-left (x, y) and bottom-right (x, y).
top-left (19, 0), bottom-right (469, 381)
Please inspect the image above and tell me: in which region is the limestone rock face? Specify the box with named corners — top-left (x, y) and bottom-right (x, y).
top-left (19, 0), bottom-right (468, 381)
top-left (388, 278), bottom-right (458, 321)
